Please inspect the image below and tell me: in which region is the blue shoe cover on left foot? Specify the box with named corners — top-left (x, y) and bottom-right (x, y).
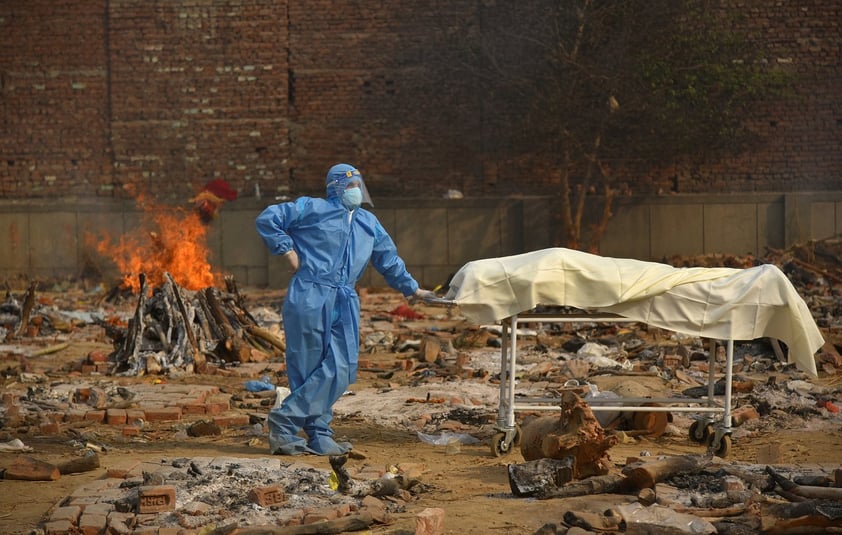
top-left (308, 435), bottom-right (352, 456)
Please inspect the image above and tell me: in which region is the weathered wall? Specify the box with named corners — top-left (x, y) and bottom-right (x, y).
top-left (2, 193), bottom-right (840, 290)
top-left (0, 1), bottom-right (839, 201)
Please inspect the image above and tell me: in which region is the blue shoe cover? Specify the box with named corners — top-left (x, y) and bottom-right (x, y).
top-left (269, 434), bottom-right (315, 456)
top-left (308, 435), bottom-right (353, 456)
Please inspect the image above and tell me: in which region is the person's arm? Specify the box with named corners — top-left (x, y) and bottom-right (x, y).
top-left (369, 221), bottom-right (422, 297)
top-left (255, 201), bottom-right (304, 272)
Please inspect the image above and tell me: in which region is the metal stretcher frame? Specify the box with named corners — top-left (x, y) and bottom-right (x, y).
top-left (490, 311), bottom-right (735, 458)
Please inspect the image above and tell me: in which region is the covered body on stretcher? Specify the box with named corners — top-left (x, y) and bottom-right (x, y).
top-left (440, 248), bottom-right (825, 456)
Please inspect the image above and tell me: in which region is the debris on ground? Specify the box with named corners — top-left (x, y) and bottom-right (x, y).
top-left (0, 238), bottom-right (841, 533)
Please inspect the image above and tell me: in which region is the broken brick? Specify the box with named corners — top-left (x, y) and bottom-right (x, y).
top-left (415, 507), bottom-right (445, 535)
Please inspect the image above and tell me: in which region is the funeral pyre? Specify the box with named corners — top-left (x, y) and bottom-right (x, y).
top-left (100, 273), bottom-right (285, 376)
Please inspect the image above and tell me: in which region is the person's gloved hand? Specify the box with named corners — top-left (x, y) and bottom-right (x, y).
top-left (283, 250), bottom-right (299, 273)
top-left (411, 288), bottom-right (437, 303)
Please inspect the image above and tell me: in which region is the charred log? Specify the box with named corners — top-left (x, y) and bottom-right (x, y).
top-left (105, 272), bottom-right (283, 375)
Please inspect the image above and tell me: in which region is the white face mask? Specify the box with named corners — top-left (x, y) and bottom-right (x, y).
top-left (341, 187), bottom-right (363, 210)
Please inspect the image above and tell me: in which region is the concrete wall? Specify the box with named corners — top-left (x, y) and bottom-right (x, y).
top-left (1, 193), bottom-right (841, 290)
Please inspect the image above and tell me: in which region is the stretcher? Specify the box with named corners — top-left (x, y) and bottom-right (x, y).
top-left (436, 248), bottom-right (825, 458)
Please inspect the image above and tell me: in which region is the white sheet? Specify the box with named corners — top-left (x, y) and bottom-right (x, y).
top-left (444, 248), bottom-right (824, 376)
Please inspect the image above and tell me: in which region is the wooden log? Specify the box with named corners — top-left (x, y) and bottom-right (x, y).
top-left (165, 272), bottom-right (205, 370)
top-left (204, 287), bottom-right (249, 362)
top-left (520, 391), bottom-right (618, 478)
top-left (119, 273), bottom-right (148, 375)
top-left (15, 281), bottom-right (37, 338)
top-left (3, 456), bottom-right (61, 481)
top-left (206, 512), bottom-right (374, 534)
top-left (766, 466), bottom-right (842, 500)
top-left (244, 324), bottom-right (286, 353)
top-left (623, 455), bottom-right (711, 490)
top-left (760, 500), bottom-right (842, 534)
top-left (537, 473), bottom-right (629, 499)
top-left (507, 456), bottom-right (576, 496)
top-left (57, 452), bottom-right (100, 475)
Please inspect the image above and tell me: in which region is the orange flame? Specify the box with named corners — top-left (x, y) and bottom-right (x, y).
top-left (95, 191), bottom-right (221, 293)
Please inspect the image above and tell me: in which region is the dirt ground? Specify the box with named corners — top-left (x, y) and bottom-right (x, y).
top-left (1, 286), bottom-right (841, 535)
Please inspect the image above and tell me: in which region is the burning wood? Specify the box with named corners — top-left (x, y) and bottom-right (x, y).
top-left (104, 273), bottom-right (284, 375)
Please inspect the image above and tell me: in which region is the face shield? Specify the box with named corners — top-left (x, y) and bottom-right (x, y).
top-left (325, 164), bottom-right (373, 207)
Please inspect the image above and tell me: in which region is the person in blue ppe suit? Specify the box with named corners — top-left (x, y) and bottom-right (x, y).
top-left (255, 163), bottom-right (437, 455)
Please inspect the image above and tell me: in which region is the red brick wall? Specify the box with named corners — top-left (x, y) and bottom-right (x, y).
top-left (0, 1), bottom-right (838, 201)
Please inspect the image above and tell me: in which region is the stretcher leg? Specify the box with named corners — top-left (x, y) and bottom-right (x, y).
top-left (492, 316), bottom-right (521, 457)
top-left (706, 339), bottom-right (734, 457)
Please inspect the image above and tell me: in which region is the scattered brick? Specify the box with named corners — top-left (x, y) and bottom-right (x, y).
top-left (248, 485), bottom-right (286, 507)
top-left (43, 519), bottom-right (74, 535)
top-left (212, 414), bottom-right (250, 427)
top-left (415, 507), bottom-right (445, 535)
top-left (106, 408), bottom-right (128, 425)
top-left (79, 512), bottom-right (108, 535)
top-left (144, 407), bottom-right (182, 422)
top-left (137, 485), bottom-right (176, 514)
top-left (85, 410), bottom-right (105, 423)
top-left (49, 505), bottom-right (81, 524)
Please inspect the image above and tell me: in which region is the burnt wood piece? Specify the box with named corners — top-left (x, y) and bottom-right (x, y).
top-left (760, 500), bottom-right (842, 533)
top-left (508, 456), bottom-right (576, 497)
top-left (623, 455), bottom-right (711, 490)
top-left (165, 272), bottom-right (205, 370)
top-left (537, 473), bottom-right (628, 499)
top-left (15, 281), bottom-right (37, 338)
top-left (767, 466), bottom-right (842, 500)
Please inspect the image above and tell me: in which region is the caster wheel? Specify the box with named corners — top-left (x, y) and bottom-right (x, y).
top-left (689, 420), bottom-right (713, 443)
top-left (491, 432), bottom-right (512, 457)
top-left (706, 434), bottom-right (732, 457)
top-left (512, 425), bottom-right (523, 447)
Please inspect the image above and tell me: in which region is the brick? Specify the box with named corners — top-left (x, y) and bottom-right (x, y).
top-left (43, 519), bottom-right (74, 535)
top-left (87, 350), bottom-right (109, 363)
top-left (106, 460), bottom-right (141, 479)
top-left (48, 505), bottom-right (81, 523)
top-left (137, 485), bottom-right (176, 513)
top-left (39, 421), bottom-right (61, 435)
top-left (85, 410), bottom-right (105, 423)
top-left (180, 402), bottom-right (207, 415)
top-left (106, 408), bottom-right (128, 425)
top-left (64, 409), bottom-right (88, 422)
top-left (126, 409), bottom-right (146, 423)
top-left (248, 485), bottom-right (286, 507)
top-left (143, 407), bottom-right (182, 421)
top-left (212, 414), bottom-right (250, 427)
top-left (107, 511), bottom-right (134, 534)
top-left (415, 507), bottom-right (445, 535)
top-left (303, 507), bottom-right (340, 524)
top-left (79, 513), bottom-right (107, 535)
top-left (81, 503), bottom-right (113, 516)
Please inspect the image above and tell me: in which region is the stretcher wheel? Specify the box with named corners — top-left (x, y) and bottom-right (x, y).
top-left (706, 434), bottom-right (732, 457)
top-left (688, 420), bottom-right (713, 443)
top-left (491, 432), bottom-right (513, 457)
top-left (512, 424), bottom-right (522, 447)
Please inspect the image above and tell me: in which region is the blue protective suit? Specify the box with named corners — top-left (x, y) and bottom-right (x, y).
top-left (255, 164), bottom-right (419, 455)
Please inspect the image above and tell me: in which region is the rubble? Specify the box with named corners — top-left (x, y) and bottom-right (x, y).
top-left (0, 238), bottom-right (841, 533)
